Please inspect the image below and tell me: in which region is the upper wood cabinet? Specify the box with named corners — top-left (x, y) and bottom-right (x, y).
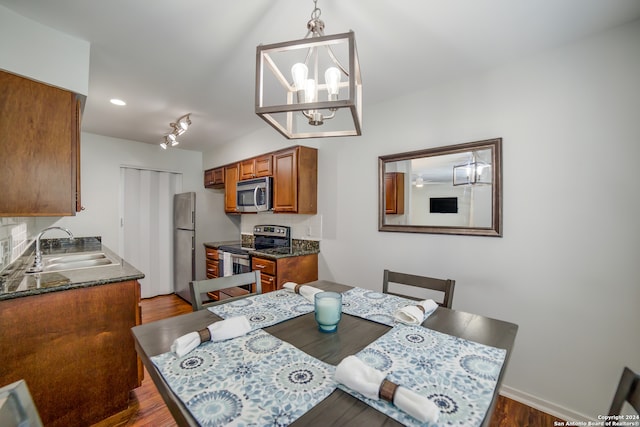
top-left (0, 70), bottom-right (82, 216)
top-left (273, 146), bottom-right (317, 214)
top-left (384, 172), bottom-right (405, 214)
top-left (205, 145), bottom-right (317, 215)
top-left (224, 164), bottom-right (239, 213)
top-left (204, 167), bottom-right (224, 188)
top-left (239, 154), bottom-right (272, 180)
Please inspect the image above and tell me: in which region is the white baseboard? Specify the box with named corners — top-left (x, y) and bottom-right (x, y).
top-left (500, 385), bottom-right (593, 422)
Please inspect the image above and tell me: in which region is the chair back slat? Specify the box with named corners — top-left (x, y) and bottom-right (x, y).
top-left (383, 269), bottom-right (455, 309)
top-left (609, 366), bottom-right (640, 415)
top-left (189, 271), bottom-right (262, 311)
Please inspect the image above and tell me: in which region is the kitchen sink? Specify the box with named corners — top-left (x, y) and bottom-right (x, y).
top-left (29, 252), bottom-right (119, 273)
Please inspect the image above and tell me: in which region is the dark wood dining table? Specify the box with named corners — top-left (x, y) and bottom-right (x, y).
top-left (131, 280), bottom-right (518, 426)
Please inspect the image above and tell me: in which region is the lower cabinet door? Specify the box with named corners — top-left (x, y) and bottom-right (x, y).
top-left (260, 273), bottom-right (276, 293)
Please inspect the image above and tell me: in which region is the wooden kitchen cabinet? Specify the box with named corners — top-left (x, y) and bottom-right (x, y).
top-left (205, 246), bottom-right (219, 278)
top-left (0, 70), bottom-right (83, 216)
top-left (252, 253), bottom-right (318, 293)
top-left (224, 163), bottom-right (240, 213)
top-left (385, 172), bottom-right (405, 214)
top-left (252, 257), bottom-right (277, 293)
top-left (204, 167), bottom-right (224, 188)
top-left (273, 146), bottom-right (318, 214)
top-left (239, 154), bottom-right (272, 180)
top-left (206, 145), bottom-right (316, 215)
top-left (0, 280), bottom-right (141, 427)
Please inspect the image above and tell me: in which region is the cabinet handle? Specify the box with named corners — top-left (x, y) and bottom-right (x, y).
top-left (255, 264), bottom-right (265, 268)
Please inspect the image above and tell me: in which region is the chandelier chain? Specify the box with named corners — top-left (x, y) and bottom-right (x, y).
top-left (311, 0), bottom-right (321, 20)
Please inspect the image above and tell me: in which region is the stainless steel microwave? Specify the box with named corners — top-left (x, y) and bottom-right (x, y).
top-left (236, 177), bottom-right (272, 212)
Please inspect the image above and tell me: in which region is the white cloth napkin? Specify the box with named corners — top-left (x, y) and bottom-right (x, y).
top-left (335, 355), bottom-right (439, 424)
top-left (393, 299), bottom-right (438, 325)
top-left (222, 252), bottom-right (233, 277)
top-left (170, 316), bottom-right (251, 357)
top-left (283, 281), bottom-right (324, 303)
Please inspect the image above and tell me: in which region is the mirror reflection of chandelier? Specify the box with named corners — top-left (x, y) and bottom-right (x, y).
top-left (453, 152), bottom-right (492, 186)
top-left (255, 0), bottom-right (362, 139)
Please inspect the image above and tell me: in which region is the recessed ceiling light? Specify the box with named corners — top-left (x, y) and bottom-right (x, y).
top-left (110, 98), bottom-right (126, 106)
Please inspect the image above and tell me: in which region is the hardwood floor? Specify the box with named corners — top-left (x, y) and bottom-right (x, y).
top-left (104, 294), bottom-right (562, 427)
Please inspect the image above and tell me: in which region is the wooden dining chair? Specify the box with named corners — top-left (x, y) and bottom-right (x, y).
top-left (382, 269), bottom-right (455, 309)
top-left (609, 366), bottom-right (640, 415)
top-left (189, 271), bottom-right (262, 311)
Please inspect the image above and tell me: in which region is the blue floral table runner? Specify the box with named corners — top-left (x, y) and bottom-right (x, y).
top-left (151, 329), bottom-right (337, 426)
top-left (208, 289), bottom-right (314, 330)
top-left (341, 287), bottom-right (437, 326)
top-left (163, 287), bottom-right (507, 426)
top-left (340, 325), bottom-right (507, 427)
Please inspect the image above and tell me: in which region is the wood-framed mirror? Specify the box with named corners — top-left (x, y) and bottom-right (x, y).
top-left (378, 138), bottom-right (502, 236)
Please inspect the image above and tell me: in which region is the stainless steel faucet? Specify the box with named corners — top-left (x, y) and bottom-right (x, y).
top-left (30, 227), bottom-right (74, 272)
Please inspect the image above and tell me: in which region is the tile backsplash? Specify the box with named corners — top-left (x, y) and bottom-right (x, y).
top-left (0, 218), bottom-right (32, 272)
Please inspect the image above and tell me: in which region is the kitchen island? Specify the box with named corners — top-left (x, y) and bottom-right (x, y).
top-left (0, 237), bottom-right (145, 427)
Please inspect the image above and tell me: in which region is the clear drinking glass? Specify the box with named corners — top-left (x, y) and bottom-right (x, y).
top-left (314, 291), bottom-right (342, 333)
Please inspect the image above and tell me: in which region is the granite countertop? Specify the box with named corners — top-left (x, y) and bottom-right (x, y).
top-left (203, 241), bottom-right (242, 249)
top-left (204, 239), bottom-right (320, 260)
top-left (0, 237), bottom-right (145, 301)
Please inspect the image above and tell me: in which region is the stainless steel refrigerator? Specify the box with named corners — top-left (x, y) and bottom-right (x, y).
top-left (174, 192), bottom-right (196, 303)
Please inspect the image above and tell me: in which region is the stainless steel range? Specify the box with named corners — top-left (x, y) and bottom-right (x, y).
top-left (252, 225), bottom-right (291, 253)
top-left (217, 225), bottom-right (291, 277)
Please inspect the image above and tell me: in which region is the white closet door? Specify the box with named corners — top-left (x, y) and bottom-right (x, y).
top-left (120, 167), bottom-right (182, 298)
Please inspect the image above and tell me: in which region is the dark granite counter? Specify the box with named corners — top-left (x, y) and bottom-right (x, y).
top-left (203, 240), bottom-right (242, 250)
top-left (203, 238), bottom-right (320, 260)
top-left (248, 246), bottom-right (320, 260)
top-left (0, 237), bottom-right (145, 301)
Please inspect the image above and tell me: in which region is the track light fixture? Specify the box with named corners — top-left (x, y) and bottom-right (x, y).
top-left (160, 114), bottom-right (191, 149)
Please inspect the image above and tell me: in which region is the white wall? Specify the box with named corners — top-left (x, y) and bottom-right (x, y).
top-left (204, 20), bottom-right (640, 421)
top-left (0, 4), bottom-right (89, 95)
top-left (50, 133), bottom-right (240, 281)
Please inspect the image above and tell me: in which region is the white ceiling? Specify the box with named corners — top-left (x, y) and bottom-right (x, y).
top-left (2, 0), bottom-right (640, 152)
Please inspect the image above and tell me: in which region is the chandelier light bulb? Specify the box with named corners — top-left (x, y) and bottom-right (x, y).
top-left (160, 142), bottom-right (168, 149)
top-left (291, 63), bottom-right (309, 91)
top-left (325, 67), bottom-right (341, 98)
top-left (304, 79), bottom-right (317, 103)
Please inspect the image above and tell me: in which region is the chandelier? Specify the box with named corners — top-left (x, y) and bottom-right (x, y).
top-left (160, 114), bottom-right (191, 149)
top-left (453, 152), bottom-right (492, 186)
top-left (255, 0), bottom-right (362, 139)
